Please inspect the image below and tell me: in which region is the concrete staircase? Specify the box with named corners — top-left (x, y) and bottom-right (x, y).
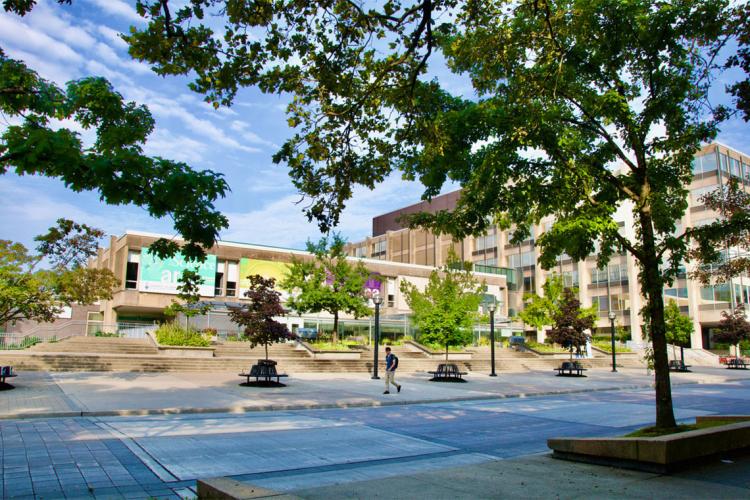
top-left (29, 336), bottom-right (158, 355)
top-left (0, 338), bottom-right (643, 373)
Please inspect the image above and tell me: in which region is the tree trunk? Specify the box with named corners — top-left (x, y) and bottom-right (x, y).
top-left (265, 342), bottom-right (269, 361)
top-left (640, 212), bottom-right (678, 429)
top-left (332, 311), bottom-right (339, 344)
top-left (445, 343), bottom-right (449, 361)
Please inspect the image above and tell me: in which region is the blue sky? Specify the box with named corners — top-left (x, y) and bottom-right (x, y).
top-left (1, 0), bottom-right (748, 253)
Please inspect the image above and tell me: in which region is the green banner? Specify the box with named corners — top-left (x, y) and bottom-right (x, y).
top-left (139, 248), bottom-right (216, 296)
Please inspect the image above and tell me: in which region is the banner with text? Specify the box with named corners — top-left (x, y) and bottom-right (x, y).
top-left (138, 248), bottom-right (216, 296)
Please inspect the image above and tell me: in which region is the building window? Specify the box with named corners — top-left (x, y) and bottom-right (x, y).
top-left (126, 250), bottom-right (139, 289)
top-left (692, 153), bottom-right (718, 176)
top-left (562, 270), bottom-right (579, 287)
top-left (592, 296), bottom-right (609, 311)
top-left (226, 261), bottom-right (239, 297)
top-left (86, 312), bottom-right (104, 335)
top-left (215, 259), bottom-right (225, 296)
top-left (371, 240), bottom-right (386, 258)
top-left (475, 232), bottom-right (497, 252)
top-left (508, 250), bottom-right (534, 268)
top-left (690, 185), bottom-right (716, 205)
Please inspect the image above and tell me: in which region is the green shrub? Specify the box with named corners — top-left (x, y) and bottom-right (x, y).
top-left (0, 336), bottom-right (41, 350)
top-left (592, 340), bottom-right (631, 353)
top-left (422, 342), bottom-right (466, 352)
top-left (309, 341), bottom-right (352, 351)
top-left (526, 341), bottom-right (568, 353)
top-left (93, 331), bottom-right (121, 338)
top-left (155, 323), bottom-right (210, 347)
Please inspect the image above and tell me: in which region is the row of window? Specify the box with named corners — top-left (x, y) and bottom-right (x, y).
top-left (590, 264), bottom-right (628, 284)
top-left (692, 152), bottom-right (750, 183)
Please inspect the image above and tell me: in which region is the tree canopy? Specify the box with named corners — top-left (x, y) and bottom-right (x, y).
top-left (230, 275), bottom-right (292, 360)
top-left (0, 218), bottom-right (118, 327)
top-left (400, 256), bottom-right (483, 360)
top-left (1, 3), bottom-right (230, 261)
top-left (13, 0), bottom-right (750, 429)
top-left (165, 269), bottom-right (211, 330)
top-left (517, 274), bottom-right (595, 334)
top-left (281, 234), bottom-right (372, 343)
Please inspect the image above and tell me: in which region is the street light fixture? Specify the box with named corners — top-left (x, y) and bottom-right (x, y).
top-left (371, 294), bottom-right (383, 380)
top-left (609, 310), bottom-right (617, 372)
top-left (488, 301), bottom-right (497, 377)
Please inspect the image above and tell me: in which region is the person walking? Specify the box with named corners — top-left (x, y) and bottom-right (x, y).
top-left (383, 346), bottom-right (401, 394)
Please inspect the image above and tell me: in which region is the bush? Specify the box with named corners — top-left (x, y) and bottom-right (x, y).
top-left (309, 341), bottom-right (352, 351)
top-left (0, 336), bottom-right (41, 350)
top-left (526, 341), bottom-right (568, 353)
top-left (93, 331), bottom-right (121, 338)
top-left (155, 323), bottom-right (210, 347)
top-left (592, 340), bottom-right (631, 353)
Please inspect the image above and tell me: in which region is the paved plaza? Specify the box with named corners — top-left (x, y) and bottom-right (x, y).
top-left (1, 367), bottom-right (750, 499)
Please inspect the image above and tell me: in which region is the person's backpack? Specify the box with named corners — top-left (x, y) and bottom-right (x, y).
top-left (392, 354), bottom-right (398, 370)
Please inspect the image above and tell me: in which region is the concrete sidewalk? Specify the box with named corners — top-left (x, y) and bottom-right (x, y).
top-left (2, 366), bottom-right (748, 419)
top-left (283, 451), bottom-right (750, 499)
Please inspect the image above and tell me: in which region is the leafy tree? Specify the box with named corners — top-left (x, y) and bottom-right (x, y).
top-left (664, 299), bottom-right (693, 362)
top-left (281, 234), bottom-right (372, 343)
top-left (517, 274), bottom-right (565, 332)
top-left (0, 219), bottom-right (118, 327)
top-left (117, 0), bottom-right (745, 429)
top-left (401, 257), bottom-right (483, 360)
top-left (690, 178), bottom-right (750, 286)
top-left (1, 3), bottom-right (229, 261)
top-left (229, 275), bottom-right (292, 360)
top-left (727, 3), bottom-right (750, 121)
top-left (714, 306), bottom-right (750, 362)
top-left (165, 269), bottom-right (211, 331)
top-left (547, 288), bottom-right (595, 361)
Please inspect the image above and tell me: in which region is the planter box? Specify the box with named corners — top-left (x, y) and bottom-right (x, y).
top-left (295, 340), bottom-right (360, 359)
top-left (158, 346), bottom-right (215, 358)
top-left (548, 417), bottom-right (750, 473)
top-left (404, 340), bottom-right (472, 360)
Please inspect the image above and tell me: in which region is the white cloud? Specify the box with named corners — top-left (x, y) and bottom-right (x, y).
top-left (144, 129), bottom-right (209, 164)
top-left (96, 25), bottom-right (128, 49)
top-left (222, 173), bottom-right (429, 248)
top-left (0, 14), bottom-right (83, 65)
top-left (230, 120), bottom-right (276, 147)
top-left (85, 0), bottom-right (144, 24)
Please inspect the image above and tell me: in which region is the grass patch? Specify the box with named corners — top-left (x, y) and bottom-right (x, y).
top-left (592, 340), bottom-right (631, 353)
top-left (625, 419), bottom-right (738, 437)
top-left (526, 341), bottom-right (569, 354)
top-left (309, 341), bottom-right (353, 351)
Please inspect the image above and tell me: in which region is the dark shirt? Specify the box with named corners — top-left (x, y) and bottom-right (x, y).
top-left (385, 353), bottom-right (396, 371)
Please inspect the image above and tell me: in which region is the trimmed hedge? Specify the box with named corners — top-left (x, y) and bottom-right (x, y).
top-left (155, 323), bottom-right (210, 347)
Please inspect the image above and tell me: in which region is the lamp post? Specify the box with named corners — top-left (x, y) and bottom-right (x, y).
top-left (609, 310), bottom-right (617, 372)
top-left (488, 302), bottom-right (497, 377)
top-left (372, 294), bottom-right (383, 380)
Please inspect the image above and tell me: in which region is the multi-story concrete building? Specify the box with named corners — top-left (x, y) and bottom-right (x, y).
top-left (84, 231), bottom-right (510, 341)
top-left (346, 143), bottom-right (750, 349)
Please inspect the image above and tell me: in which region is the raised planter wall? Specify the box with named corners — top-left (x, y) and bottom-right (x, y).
top-left (404, 340), bottom-right (472, 360)
top-left (548, 418), bottom-right (750, 473)
top-left (157, 346), bottom-right (215, 358)
top-left (296, 340), bottom-right (361, 360)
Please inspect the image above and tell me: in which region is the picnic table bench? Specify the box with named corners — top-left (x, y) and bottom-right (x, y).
top-left (0, 366), bottom-right (17, 384)
top-left (725, 358), bottom-right (748, 370)
top-left (668, 360), bottom-right (691, 372)
top-left (428, 363), bottom-right (468, 380)
top-left (239, 360), bottom-right (288, 384)
top-left (555, 361), bottom-right (587, 377)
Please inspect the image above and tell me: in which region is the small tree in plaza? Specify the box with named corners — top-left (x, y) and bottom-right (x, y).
top-left (400, 257), bottom-right (484, 360)
top-left (713, 306), bottom-right (750, 361)
top-left (518, 274), bottom-right (568, 335)
top-left (281, 234), bottom-right (372, 344)
top-left (229, 275), bottom-right (292, 361)
top-left (547, 289), bottom-right (595, 361)
top-left (165, 269), bottom-right (210, 331)
top-left (664, 300), bottom-right (693, 362)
